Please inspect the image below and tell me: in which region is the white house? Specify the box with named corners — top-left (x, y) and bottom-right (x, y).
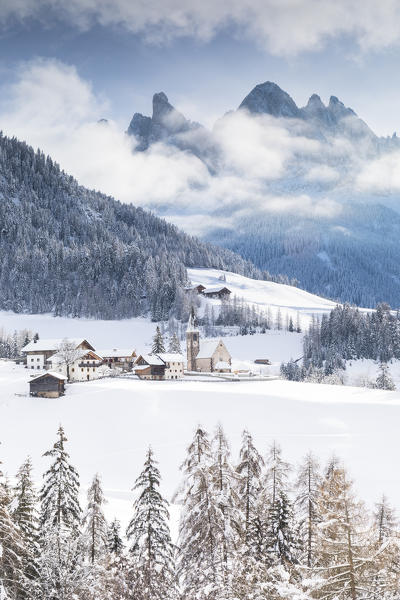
top-left (97, 348), bottom-right (137, 371)
top-left (22, 338), bottom-right (95, 371)
top-left (47, 349), bottom-right (105, 382)
top-left (133, 353), bottom-right (184, 380)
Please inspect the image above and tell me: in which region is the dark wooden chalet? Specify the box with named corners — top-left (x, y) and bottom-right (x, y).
top-left (185, 284), bottom-right (206, 295)
top-left (202, 286), bottom-right (232, 299)
top-left (133, 355), bottom-right (166, 380)
top-left (29, 372), bottom-right (66, 398)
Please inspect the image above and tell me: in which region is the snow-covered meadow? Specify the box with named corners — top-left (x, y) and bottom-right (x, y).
top-left (1, 360), bottom-right (400, 538)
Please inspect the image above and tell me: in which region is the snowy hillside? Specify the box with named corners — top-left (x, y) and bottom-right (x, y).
top-left (1, 361), bottom-right (399, 536)
top-left (188, 267), bottom-right (337, 326)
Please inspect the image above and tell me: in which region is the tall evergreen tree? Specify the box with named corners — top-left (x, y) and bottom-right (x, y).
top-left (12, 457), bottom-right (40, 598)
top-left (126, 448), bottom-right (177, 600)
top-left (168, 333), bottom-right (181, 353)
top-left (82, 474), bottom-right (108, 564)
top-left (108, 519), bottom-right (124, 556)
top-left (151, 327), bottom-right (166, 354)
top-left (39, 426), bottom-right (83, 600)
top-left (295, 453), bottom-right (321, 568)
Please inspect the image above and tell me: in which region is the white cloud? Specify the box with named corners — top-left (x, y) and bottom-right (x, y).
top-left (356, 152), bottom-right (400, 192)
top-left (2, 1), bottom-right (400, 56)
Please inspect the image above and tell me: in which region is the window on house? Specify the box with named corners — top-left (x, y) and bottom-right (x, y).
top-left (37, 358), bottom-right (40, 361)
top-left (31, 358), bottom-right (34, 362)
top-left (71, 368), bottom-right (75, 372)
top-left (81, 368), bottom-right (84, 372)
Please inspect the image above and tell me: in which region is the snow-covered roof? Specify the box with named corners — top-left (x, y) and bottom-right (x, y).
top-left (214, 361), bottom-right (231, 370)
top-left (157, 353), bottom-right (184, 363)
top-left (30, 371), bottom-right (67, 382)
top-left (136, 354), bottom-right (165, 366)
top-left (197, 340), bottom-right (221, 359)
top-left (133, 364), bottom-right (151, 372)
top-left (97, 348), bottom-right (136, 358)
top-left (47, 350), bottom-right (102, 364)
top-left (22, 338), bottom-right (89, 353)
top-left (202, 286), bottom-right (231, 294)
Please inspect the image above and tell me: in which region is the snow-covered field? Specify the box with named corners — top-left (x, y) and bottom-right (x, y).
top-left (1, 360), bottom-right (400, 538)
top-left (188, 267), bottom-right (338, 326)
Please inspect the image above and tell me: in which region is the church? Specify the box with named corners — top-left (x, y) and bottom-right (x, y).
top-left (186, 312), bottom-right (232, 373)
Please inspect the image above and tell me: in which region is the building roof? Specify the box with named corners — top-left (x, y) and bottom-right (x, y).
top-left (202, 286), bottom-right (231, 295)
top-left (97, 348), bottom-right (136, 358)
top-left (47, 349), bottom-right (103, 364)
top-left (136, 354), bottom-right (166, 366)
top-left (30, 371), bottom-right (67, 382)
top-left (157, 353), bottom-right (184, 363)
top-left (22, 338), bottom-right (93, 353)
top-left (196, 339), bottom-right (223, 359)
top-left (133, 364), bottom-right (151, 372)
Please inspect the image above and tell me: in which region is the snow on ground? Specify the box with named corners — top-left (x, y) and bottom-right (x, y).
top-left (188, 267), bottom-right (338, 327)
top-left (345, 359), bottom-right (400, 389)
top-left (1, 361), bottom-right (400, 538)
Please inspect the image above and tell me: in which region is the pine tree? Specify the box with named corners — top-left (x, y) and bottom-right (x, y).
top-left (39, 426), bottom-right (84, 600)
top-left (235, 430), bottom-right (264, 554)
top-left (82, 474), bottom-right (108, 564)
top-left (175, 426), bottom-right (222, 599)
top-left (126, 448), bottom-right (177, 600)
top-left (375, 362), bottom-right (396, 390)
top-left (0, 448), bottom-right (26, 600)
top-left (151, 327), bottom-right (166, 354)
top-left (108, 519), bottom-right (124, 555)
top-left (295, 453), bottom-right (321, 568)
top-left (12, 457), bottom-right (40, 598)
top-left (168, 333), bottom-right (182, 353)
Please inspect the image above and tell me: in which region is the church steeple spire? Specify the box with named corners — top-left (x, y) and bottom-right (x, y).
top-left (186, 307), bottom-right (200, 371)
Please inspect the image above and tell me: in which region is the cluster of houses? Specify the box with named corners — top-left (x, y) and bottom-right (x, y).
top-left (185, 284), bottom-right (232, 299)
top-left (22, 315), bottom-right (232, 397)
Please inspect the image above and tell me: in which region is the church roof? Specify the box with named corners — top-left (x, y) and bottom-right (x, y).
top-left (197, 339), bottom-right (228, 359)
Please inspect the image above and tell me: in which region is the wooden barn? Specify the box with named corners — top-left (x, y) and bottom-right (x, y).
top-left (133, 355), bottom-right (166, 380)
top-left (29, 372), bottom-right (66, 398)
top-left (202, 286), bottom-right (231, 299)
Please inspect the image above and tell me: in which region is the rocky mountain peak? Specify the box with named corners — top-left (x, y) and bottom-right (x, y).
top-left (238, 81), bottom-right (301, 118)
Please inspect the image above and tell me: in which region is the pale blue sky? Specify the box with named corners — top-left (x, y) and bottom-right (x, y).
top-left (1, 10), bottom-right (400, 136)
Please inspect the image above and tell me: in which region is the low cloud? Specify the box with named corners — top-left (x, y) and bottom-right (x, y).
top-left (0, 58), bottom-right (389, 237)
top-left (2, 1), bottom-right (400, 57)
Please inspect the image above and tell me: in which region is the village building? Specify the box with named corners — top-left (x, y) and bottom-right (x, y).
top-left (97, 348), bottom-right (137, 371)
top-left (133, 353), bottom-right (184, 380)
top-left (47, 349), bottom-right (104, 382)
top-left (22, 338), bottom-right (95, 371)
top-left (184, 284), bottom-right (206, 294)
top-left (29, 371), bottom-right (66, 398)
top-left (201, 286), bottom-right (231, 299)
top-left (186, 312), bottom-right (232, 373)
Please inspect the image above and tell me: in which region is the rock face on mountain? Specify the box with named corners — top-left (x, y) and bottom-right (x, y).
top-left (238, 81), bottom-right (376, 141)
top-left (127, 92), bottom-right (202, 151)
top-left (239, 81), bottom-right (301, 118)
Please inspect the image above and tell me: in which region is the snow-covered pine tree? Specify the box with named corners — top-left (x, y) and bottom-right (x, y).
top-left (12, 457), bottom-right (40, 598)
top-left (82, 474), bottom-right (108, 564)
top-left (39, 426), bottom-right (84, 600)
top-left (175, 426), bottom-right (223, 599)
top-left (312, 465), bottom-right (369, 600)
top-left (210, 425), bottom-right (240, 592)
top-left (108, 519), bottom-right (124, 556)
top-left (168, 333), bottom-right (182, 353)
top-left (151, 327), bottom-right (166, 354)
top-left (235, 430), bottom-right (264, 554)
top-left (295, 453), bottom-right (321, 568)
top-left (375, 363), bottom-right (396, 390)
top-left (0, 448), bottom-right (26, 600)
top-left (126, 448), bottom-right (177, 600)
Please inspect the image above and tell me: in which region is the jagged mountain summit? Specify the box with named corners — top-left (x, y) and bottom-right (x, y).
top-left (127, 91), bottom-right (203, 151)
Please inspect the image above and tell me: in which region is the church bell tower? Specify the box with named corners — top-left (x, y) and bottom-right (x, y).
top-left (186, 307), bottom-right (200, 371)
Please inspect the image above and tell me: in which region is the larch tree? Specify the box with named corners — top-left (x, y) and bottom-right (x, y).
top-left (295, 453), bottom-right (321, 568)
top-left (82, 474), bottom-right (108, 564)
top-left (312, 466), bottom-right (369, 600)
top-left (168, 333), bottom-right (181, 353)
top-left (126, 448), bottom-right (177, 600)
top-left (56, 339), bottom-right (83, 382)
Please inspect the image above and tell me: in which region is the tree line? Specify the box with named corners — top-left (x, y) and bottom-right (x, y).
top-left (1, 424), bottom-right (399, 599)
top-left (281, 303), bottom-right (400, 388)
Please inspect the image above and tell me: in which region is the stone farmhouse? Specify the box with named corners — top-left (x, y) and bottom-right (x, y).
top-left (186, 312), bottom-right (232, 373)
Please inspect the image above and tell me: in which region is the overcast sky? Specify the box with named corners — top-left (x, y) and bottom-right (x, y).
top-left (2, 1), bottom-right (400, 135)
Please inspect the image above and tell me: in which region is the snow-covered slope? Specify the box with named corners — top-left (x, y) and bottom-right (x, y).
top-left (1, 361), bottom-right (399, 536)
top-left (188, 267), bottom-right (337, 326)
